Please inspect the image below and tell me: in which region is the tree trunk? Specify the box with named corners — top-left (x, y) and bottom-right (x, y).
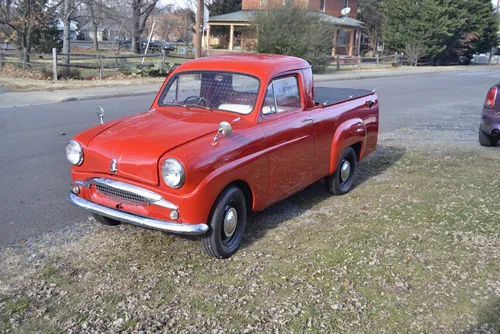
top-left (89, 3), bottom-right (99, 52)
top-left (92, 23), bottom-right (99, 52)
top-left (132, 1), bottom-right (141, 54)
top-left (62, 0), bottom-right (71, 65)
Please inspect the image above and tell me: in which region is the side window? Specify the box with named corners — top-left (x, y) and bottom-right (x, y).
top-left (261, 76), bottom-right (302, 114)
top-left (262, 83), bottom-right (276, 115)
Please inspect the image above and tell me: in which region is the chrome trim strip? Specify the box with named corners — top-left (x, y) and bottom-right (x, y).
top-left (79, 178), bottom-right (178, 210)
top-left (68, 192), bottom-right (208, 235)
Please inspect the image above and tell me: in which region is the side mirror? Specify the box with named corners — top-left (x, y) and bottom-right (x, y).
top-left (213, 121), bottom-right (232, 144)
top-left (96, 107), bottom-right (104, 124)
top-left (218, 121), bottom-right (232, 136)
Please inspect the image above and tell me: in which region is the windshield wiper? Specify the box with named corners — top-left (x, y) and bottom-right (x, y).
top-left (182, 103), bottom-right (211, 111)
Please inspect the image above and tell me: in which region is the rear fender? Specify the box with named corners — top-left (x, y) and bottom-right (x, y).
top-left (329, 118), bottom-right (366, 174)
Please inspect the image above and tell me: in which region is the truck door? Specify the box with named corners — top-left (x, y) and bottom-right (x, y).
top-left (260, 75), bottom-right (315, 201)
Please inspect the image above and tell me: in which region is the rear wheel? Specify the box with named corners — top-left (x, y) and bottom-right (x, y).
top-left (93, 213), bottom-right (121, 226)
top-left (326, 146), bottom-right (358, 195)
top-left (202, 186), bottom-right (247, 259)
top-left (479, 127), bottom-right (498, 147)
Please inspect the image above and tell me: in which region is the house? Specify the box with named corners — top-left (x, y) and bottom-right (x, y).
top-left (207, 0), bottom-right (363, 56)
top-left (145, 12), bottom-right (195, 43)
top-left (80, 19), bottom-right (128, 42)
top-left (56, 19), bottom-right (79, 40)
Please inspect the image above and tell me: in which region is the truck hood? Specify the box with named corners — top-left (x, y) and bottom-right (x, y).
top-left (84, 109), bottom-right (235, 185)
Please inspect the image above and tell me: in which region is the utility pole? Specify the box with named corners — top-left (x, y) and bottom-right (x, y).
top-left (195, 0), bottom-right (203, 58)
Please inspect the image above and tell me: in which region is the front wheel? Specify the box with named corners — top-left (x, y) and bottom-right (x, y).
top-left (326, 146), bottom-right (358, 195)
top-left (479, 127), bottom-right (498, 147)
top-left (93, 213), bottom-right (121, 226)
top-left (202, 186), bottom-right (247, 259)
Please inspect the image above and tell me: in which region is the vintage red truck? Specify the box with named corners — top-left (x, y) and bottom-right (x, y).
top-left (67, 54), bottom-right (379, 258)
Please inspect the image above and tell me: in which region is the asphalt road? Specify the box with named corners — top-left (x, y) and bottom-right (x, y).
top-left (0, 69), bottom-right (498, 245)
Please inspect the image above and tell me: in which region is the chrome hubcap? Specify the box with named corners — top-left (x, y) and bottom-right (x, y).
top-left (223, 207), bottom-right (238, 238)
top-left (340, 160), bottom-right (351, 182)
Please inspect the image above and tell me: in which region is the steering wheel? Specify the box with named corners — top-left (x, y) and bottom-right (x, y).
top-left (182, 96), bottom-right (210, 108)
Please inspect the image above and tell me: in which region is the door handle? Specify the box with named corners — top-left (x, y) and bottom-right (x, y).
top-left (302, 117), bottom-right (314, 122)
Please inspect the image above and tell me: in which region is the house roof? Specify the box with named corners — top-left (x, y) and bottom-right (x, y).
top-left (56, 19), bottom-right (78, 31)
top-left (208, 10), bottom-right (363, 28)
top-left (80, 19), bottom-right (122, 32)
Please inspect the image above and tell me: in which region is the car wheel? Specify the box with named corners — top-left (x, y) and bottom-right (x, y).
top-left (93, 213), bottom-right (121, 226)
top-left (479, 127), bottom-right (498, 147)
top-left (202, 186), bottom-right (247, 259)
top-left (326, 146), bottom-right (358, 195)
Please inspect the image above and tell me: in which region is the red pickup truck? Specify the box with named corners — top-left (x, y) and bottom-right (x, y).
top-left (67, 54), bottom-right (379, 258)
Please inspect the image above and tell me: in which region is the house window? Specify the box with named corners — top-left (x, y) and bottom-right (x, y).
top-left (283, 0), bottom-right (293, 5)
top-left (320, 0), bottom-right (325, 11)
top-left (260, 0), bottom-right (265, 5)
top-left (338, 30), bottom-right (347, 46)
top-left (353, 30), bottom-right (357, 46)
top-left (344, 0), bottom-right (348, 7)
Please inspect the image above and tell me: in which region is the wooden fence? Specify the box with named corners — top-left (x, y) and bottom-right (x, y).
top-left (0, 48), bottom-right (194, 80)
top-left (331, 53), bottom-right (399, 70)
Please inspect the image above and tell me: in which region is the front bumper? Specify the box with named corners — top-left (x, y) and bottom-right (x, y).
top-left (68, 192), bottom-right (209, 235)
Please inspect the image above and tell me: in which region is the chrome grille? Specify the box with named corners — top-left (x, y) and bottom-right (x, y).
top-left (95, 184), bottom-right (150, 206)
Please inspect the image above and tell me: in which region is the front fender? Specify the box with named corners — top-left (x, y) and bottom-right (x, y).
top-left (329, 118), bottom-right (366, 174)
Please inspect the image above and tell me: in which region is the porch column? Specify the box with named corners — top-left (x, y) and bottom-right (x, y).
top-left (206, 25), bottom-right (210, 49)
top-left (229, 24), bottom-right (234, 51)
top-left (348, 29), bottom-right (354, 56)
top-left (357, 29), bottom-right (361, 56)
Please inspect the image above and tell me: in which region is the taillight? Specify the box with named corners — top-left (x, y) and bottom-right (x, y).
top-left (485, 87), bottom-right (497, 108)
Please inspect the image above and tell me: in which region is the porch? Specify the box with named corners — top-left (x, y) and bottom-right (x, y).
top-left (206, 10), bottom-right (364, 56)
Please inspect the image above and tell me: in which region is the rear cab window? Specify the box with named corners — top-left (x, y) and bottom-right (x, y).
top-left (159, 71), bottom-right (260, 115)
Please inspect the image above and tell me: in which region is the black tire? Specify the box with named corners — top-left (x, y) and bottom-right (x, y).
top-left (93, 213), bottom-right (121, 226)
top-left (326, 146), bottom-right (358, 195)
top-left (479, 127), bottom-right (498, 147)
top-left (202, 186), bottom-right (247, 259)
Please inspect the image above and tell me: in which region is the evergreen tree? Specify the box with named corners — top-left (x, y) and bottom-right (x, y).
top-left (459, 0), bottom-right (499, 56)
top-left (381, 0), bottom-right (499, 64)
top-left (32, 15), bottom-right (63, 53)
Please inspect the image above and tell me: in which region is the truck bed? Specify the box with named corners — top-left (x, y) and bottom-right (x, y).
top-left (314, 87), bottom-right (374, 106)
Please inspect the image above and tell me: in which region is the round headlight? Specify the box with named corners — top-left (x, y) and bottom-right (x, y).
top-left (66, 140), bottom-right (83, 166)
top-left (162, 158), bottom-right (185, 188)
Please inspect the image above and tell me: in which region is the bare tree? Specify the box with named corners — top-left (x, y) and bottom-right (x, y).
top-left (61, 0), bottom-right (84, 64)
top-left (0, 0), bottom-right (61, 61)
top-left (130, 0), bottom-right (159, 53)
top-left (404, 43), bottom-right (426, 67)
top-left (100, 0), bottom-right (160, 53)
top-left (81, 0), bottom-right (105, 51)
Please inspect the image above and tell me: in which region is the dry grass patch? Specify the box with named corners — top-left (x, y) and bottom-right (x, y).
top-left (0, 143), bottom-right (498, 333)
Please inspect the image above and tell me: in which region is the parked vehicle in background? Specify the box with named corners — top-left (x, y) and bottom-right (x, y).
top-left (479, 85), bottom-right (500, 146)
top-left (141, 40), bottom-right (176, 53)
top-left (175, 38), bottom-right (188, 44)
top-left (66, 54), bottom-right (379, 259)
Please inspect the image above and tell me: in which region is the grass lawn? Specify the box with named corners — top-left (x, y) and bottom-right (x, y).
top-left (0, 137), bottom-right (498, 333)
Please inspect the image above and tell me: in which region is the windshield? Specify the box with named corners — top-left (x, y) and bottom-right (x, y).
top-left (159, 71), bottom-right (260, 115)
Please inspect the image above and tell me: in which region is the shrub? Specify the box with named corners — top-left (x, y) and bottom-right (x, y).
top-left (121, 63), bottom-right (173, 77)
top-left (58, 67), bottom-right (82, 80)
top-left (253, 4), bottom-right (334, 73)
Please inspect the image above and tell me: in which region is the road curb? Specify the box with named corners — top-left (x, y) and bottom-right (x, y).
top-left (59, 90), bottom-right (158, 103)
top-left (313, 68), bottom-right (473, 83)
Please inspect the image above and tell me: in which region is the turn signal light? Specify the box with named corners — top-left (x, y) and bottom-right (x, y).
top-left (485, 87), bottom-right (497, 108)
